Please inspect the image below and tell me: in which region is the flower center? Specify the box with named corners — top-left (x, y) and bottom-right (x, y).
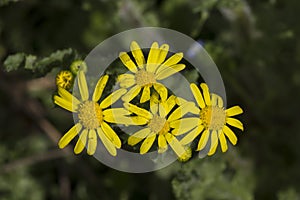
top-left (148, 115), bottom-right (169, 135)
top-left (200, 106), bottom-right (226, 130)
top-left (135, 69), bottom-right (156, 86)
top-left (78, 101), bottom-right (103, 129)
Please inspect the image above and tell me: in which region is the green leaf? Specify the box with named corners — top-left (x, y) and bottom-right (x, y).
top-left (24, 55), bottom-right (37, 70)
top-left (3, 53), bottom-right (26, 72)
top-left (34, 48), bottom-right (75, 75)
top-left (3, 48), bottom-right (77, 77)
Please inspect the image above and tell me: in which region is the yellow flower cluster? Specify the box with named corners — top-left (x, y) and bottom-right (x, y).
top-left (54, 41), bottom-right (244, 162)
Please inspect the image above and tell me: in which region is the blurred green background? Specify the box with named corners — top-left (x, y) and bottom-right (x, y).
top-left (0, 0), bottom-right (299, 199)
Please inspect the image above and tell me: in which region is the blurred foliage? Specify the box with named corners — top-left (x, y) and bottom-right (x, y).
top-left (172, 153), bottom-right (255, 200)
top-left (0, 0), bottom-right (300, 200)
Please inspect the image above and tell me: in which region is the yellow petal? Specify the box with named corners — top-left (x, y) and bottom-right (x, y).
top-left (200, 83), bottom-right (211, 106)
top-left (156, 52), bottom-right (183, 74)
top-left (150, 101), bottom-right (159, 114)
top-left (155, 64), bottom-right (185, 80)
top-left (87, 129), bottom-right (97, 155)
top-left (217, 95), bottom-right (224, 108)
top-left (122, 85), bottom-right (141, 102)
top-left (165, 95), bottom-right (177, 114)
top-left (74, 129), bottom-right (88, 154)
top-left (117, 74), bottom-right (135, 82)
top-left (101, 122), bottom-right (121, 148)
top-left (226, 117), bottom-right (244, 131)
top-left (218, 130), bottom-right (228, 153)
top-left (119, 52), bottom-right (138, 73)
top-left (168, 101), bottom-right (195, 122)
top-left (196, 129), bottom-right (209, 151)
top-left (92, 75), bottom-right (109, 102)
top-left (176, 98), bottom-right (200, 114)
top-left (165, 132), bottom-right (185, 157)
top-left (123, 102), bottom-right (152, 119)
top-left (128, 128), bottom-right (151, 146)
top-left (189, 105), bottom-right (201, 115)
top-left (150, 91), bottom-right (160, 103)
top-left (140, 86), bottom-right (151, 103)
top-left (208, 130), bottom-right (218, 156)
top-left (104, 114), bottom-right (148, 125)
top-left (153, 83), bottom-right (167, 101)
top-left (103, 108), bottom-right (131, 117)
top-left (226, 106), bottom-right (243, 117)
top-left (146, 42), bottom-right (160, 72)
top-left (223, 125), bottom-right (238, 145)
top-left (97, 127), bottom-right (117, 156)
top-left (170, 118), bottom-right (200, 135)
top-left (156, 44), bottom-right (169, 65)
top-left (128, 116), bottom-right (149, 125)
top-left (190, 83), bottom-right (205, 108)
top-left (130, 41), bottom-right (145, 68)
top-left (57, 87), bottom-right (81, 106)
top-left (176, 97), bottom-right (187, 105)
top-left (180, 125), bottom-right (204, 145)
top-left (100, 88), bottom-right (127, 109)
top-left (119, 78), bottom-right (136, 88)
top-left (54, 95), bottom-right (77, 112)
top-left (158, 103), bottom-right (167, 118)
top-left (58, 123), bottom-right (82, 149)
top-left (211, 93), bottom-right (223, 108)
top-left (211, 93), bottom-right (218, 106)
top-left (78, 70), bottom-right (89, 101)
top-left (158, 134), bottom-right (168, 153)
top-left (140, 133), bottom-right (156, 154)
top-left (104, 115), bottom-right (130, 125)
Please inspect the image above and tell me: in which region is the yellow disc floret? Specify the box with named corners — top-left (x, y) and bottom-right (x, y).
top-left (135, 69), bottom-right (156, 86)
top-left (148, 115), bottom-right (169, 135)
top-left (78, 101), bottom-right (103, 130)
top-left (200, 106), bottom-right (226, 130)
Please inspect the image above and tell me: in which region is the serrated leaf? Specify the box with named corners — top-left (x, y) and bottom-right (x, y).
top-left (35, 49), bottom-right (75, 75)
top-left (24, 55), bottom-right (37, 70)
top-left (3, 53), bottom-right (26, 72)
top-left (3, 48), bottom-right (77, 77)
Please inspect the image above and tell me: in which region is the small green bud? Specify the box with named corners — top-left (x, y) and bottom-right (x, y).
top-left (70, 60), bottom-right (87, 75)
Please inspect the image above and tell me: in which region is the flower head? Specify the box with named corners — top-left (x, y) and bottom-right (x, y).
top-left (56, 70), bottom-right (74, 90)
top-left (118, 41), bottom-right (185, 103)
top-left (54, 71), bottom-right (129, 156)
top-left (125, 95), bottom-right (196, 158)
top-left (180, 83), bottom-right (244, 156)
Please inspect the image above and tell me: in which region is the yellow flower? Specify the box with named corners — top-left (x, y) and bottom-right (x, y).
top-left (180, 83), bottom-right (244, 156)
top-left (54, 71), bottom-right (129, 156)
top-left (118, 41), bottom-right (185, 103)
top-left (126, 95), bottom-right (196, 158)
top-left (56, 70), bottom-right (74, 90)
